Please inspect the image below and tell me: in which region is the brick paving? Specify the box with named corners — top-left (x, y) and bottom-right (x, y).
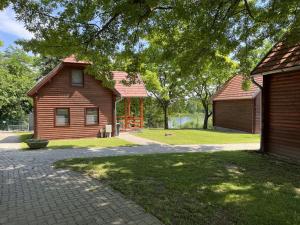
top-left (0, 134), bottom-right (163, 225)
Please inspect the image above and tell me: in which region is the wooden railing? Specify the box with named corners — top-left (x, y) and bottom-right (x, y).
top-left (117, 116), bottom-right (143, 130)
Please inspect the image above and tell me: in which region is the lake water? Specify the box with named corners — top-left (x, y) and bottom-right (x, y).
top-left (168, 115), bottom-right (203, 129)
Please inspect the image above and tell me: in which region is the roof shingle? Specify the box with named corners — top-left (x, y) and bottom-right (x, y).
top-left (251, 42), bottom-right (300, 75)
top-left (213, 75), bottom-right (262, 101)
top-left (112, 71), bottom-right (148, 97)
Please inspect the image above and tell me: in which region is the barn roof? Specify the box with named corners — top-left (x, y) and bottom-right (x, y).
top-left (212, 75), bottom-right (262, 101)
top-left (251, 42), bottom-right (300, 75)
top-left (27, 56), bottom-right (148, 97)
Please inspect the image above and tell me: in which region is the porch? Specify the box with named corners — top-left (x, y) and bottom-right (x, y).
top-left (117, 97), bottom-right (144, 131)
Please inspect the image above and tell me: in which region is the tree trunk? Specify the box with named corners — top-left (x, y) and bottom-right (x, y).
top-left (163, 105), bottom-right (169, 129)
top-left (203, 108), bottom-right (211, 130)
top-left (201, 99), bottom-right (211, 130)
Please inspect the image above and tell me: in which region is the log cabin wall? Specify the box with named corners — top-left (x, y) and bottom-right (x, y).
top-left (254, 92), bottom-right (262, 134)
top-left (263, 71), bottom-right (300, 160)
top-left (34, 65), bottom-right (115, 139)
top-left (213, 99), bottom-right (255, 133)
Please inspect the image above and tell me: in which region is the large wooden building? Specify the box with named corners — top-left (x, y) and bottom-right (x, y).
top-left (27, 56), bottom-right (147, 140)
top-left (251, 42), bottom-right (300, 160)
top-left (212, 75), bottom-right (262, 133)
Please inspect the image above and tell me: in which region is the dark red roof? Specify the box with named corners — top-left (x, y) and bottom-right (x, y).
top-left (213, 75), bottom-right (262, 101)
top-left (27, 56), bottom-right (147, 97)
top-left (62, 55), bottom-right (90, 65)
top-left (251, 42), bottom-right (300, 75)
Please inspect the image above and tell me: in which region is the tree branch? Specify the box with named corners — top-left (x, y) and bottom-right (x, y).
top-left (152, 6), bottom-right (173, 11)
top-left (243, 0), bottom-right (254, 19)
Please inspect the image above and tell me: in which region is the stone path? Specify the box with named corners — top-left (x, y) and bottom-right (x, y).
top-left (0, 133), bottom-right (163, 225)
top-left (0, 132), bottom-right (21, 150)
top-left (118, 133), bottom-right (164, 145)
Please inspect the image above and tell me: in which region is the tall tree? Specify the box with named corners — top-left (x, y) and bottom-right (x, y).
top-left (143, 64), bottom-right (185, 130)
top-left (189, 55), bottom-right (237, 129)
top-left (0, 47), bottom-right (38, 125)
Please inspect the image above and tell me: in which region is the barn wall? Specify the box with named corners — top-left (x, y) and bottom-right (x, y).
top-left (213, 99), bottom-right (254, 133)
top-left (264, 71), bottom-right (300, 160)
top-left (34, 65), bottom-right (115, 140)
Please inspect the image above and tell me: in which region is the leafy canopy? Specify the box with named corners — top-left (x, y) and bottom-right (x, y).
top-left (4, 0), bottom-right (300, 80)
top-left (0, 47), bottom-right (39, 123)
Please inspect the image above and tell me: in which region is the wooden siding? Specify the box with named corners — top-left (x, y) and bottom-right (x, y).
top-left (34, 66), bottom-right (115, 140)
top-left (264, 71), bottom-right (300, 159)
top-left (254, 92), bottom-right (261, 133)
top-left (213, 99), bottom-right (255, 133)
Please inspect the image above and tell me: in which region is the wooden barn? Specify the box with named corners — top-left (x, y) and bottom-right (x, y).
top-left (27, 56), bottom-right (147, 140)
top-left (251, 42), bottom-right (300, 160)
top-left (212, 75), bottom-right (262, 133)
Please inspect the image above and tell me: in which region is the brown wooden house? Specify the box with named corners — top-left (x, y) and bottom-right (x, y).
top-left (251, 42), bottom-right (300, 160)
top-left (27, 56), bottom-right (147, 140)
top-left (212, 75), bottom-right (262, 133)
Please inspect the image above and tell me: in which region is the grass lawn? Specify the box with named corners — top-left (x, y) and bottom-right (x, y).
top-left (18, 132), bottom-right (135, 150)
top-left (55, 151), bottom-right (300, 225)
top-left (135, 129), bottom-right (260, 145)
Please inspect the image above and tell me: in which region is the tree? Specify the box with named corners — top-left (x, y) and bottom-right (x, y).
top-left (35, 56), bottom-right (60, 77)
top-left (4, 0), bottom-right (300, 80)
top-left (0, 47), bottom-right (39, 125)
top-left (189, 55), bottom-right (237, 129)
top-left (143, 64), bottom-right (185, 129)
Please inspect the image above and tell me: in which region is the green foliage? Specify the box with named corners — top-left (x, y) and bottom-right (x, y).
top-left (7, 0), bottom-right (300, 79)
top-left (0, 47), bottom-right (38, 124)
top-left (35, 56), bottom-right (60, 77)
top-left (188, 54), bottom-right (237, 129)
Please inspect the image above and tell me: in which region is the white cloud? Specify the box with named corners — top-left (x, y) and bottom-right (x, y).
top-left (0, 7), bottom-right (33, 39)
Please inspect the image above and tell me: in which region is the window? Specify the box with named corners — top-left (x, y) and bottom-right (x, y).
top-left (71, 69), bottom-right (84, 86)
top-left (55, 108), bottom-right (70, 126)
top-left (85, 108), bottom-right (99, 125)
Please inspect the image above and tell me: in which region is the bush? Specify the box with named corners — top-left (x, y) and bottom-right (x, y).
top-left (25, 139), bottom-right (49, 149)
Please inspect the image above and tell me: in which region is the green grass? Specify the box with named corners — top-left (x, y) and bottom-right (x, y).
top-left (55, 151), bottom-right (300, 225)
top-left (17, 132), bottom-right (135, 150)
top-left (135, 129), bottom-right (260, 145)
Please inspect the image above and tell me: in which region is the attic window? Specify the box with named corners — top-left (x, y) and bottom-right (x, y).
top-left (71, 69), bottom-right (84, 87)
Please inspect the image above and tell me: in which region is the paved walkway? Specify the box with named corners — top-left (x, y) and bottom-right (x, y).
top-left (0, 132), bottom-right (21, 150)
top-left (0, 132), bottom-right (259, 225)
top-left (118, 133), bottom-right (164, 145)
top-left (0, 133), bottom-right (163, 225)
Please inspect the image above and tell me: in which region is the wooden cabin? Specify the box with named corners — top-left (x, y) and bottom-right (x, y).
top-left (27, 56), bottom-right (147, 140)
top-left (212, 75), bottom-right (262, 133)
top-left (251, 42), bottom-right (300, 160)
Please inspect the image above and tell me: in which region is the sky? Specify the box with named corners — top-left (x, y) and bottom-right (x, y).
top-left (0, 7), bottom-right (33, 50)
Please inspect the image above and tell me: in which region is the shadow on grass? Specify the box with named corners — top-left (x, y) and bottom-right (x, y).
top-left (55, 151), bottom-right (300, 225)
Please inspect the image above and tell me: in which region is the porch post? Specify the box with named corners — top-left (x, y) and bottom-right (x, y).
top-left (124, 98), bottom-right (127, 130)
top-left (127, 98), bottom-right (131, 129)
top-left (124, 98), bottom-right (131, 130)
top-left (139, 97), bottom-right (144, 128)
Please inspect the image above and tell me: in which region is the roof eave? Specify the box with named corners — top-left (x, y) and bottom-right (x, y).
top-left (251, 65), bottom-right (300, 76)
